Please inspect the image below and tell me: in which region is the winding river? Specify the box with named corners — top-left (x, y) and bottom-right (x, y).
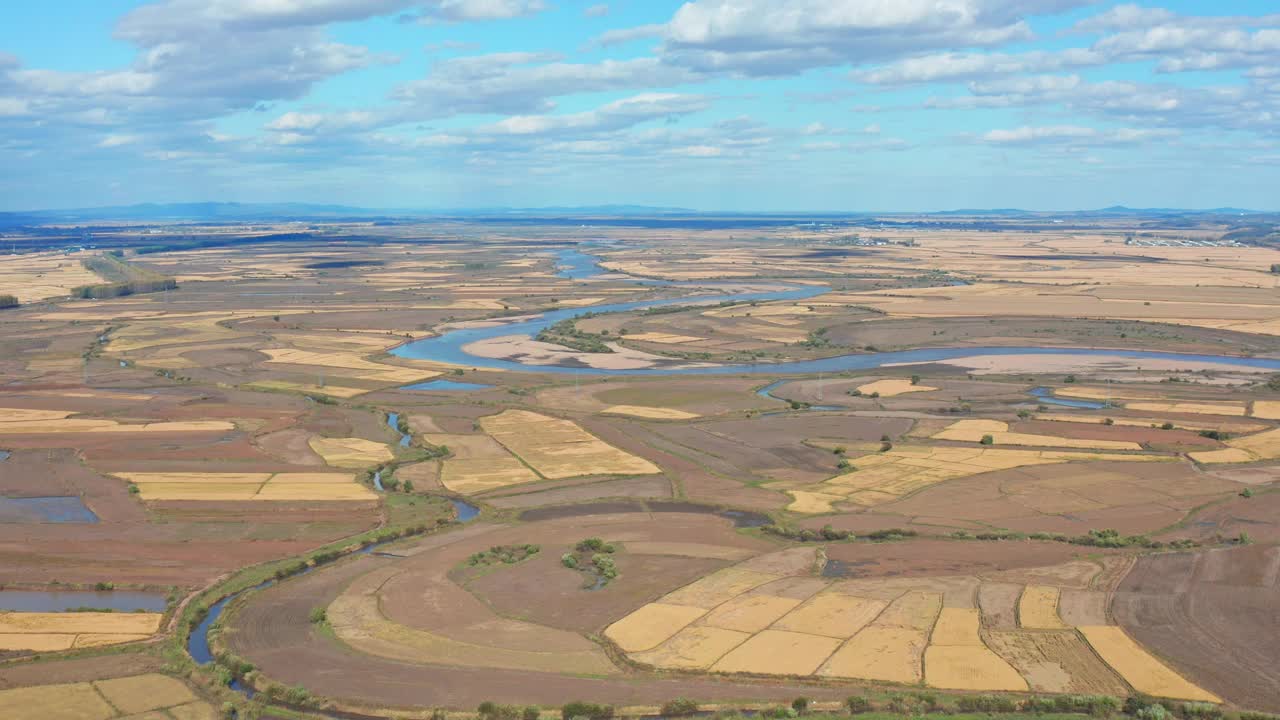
top-left (392, 248), bottom-right (1280, 375)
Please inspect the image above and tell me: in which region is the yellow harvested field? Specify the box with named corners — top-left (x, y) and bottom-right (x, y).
top-left (925, 645), bottom-right (1030, 691)
top-left (480, 410), bottom-right (660, 478)
top-left (429, 432), bottom-right (540, 494)
top-left (0, 251), bottom-right (106, 302)
top-left (602, 405), bottom-right (699, 420)
top-left (262, 348), bottom-right (439, 383)
top-left (772, 593), bottom-right (886, 638)
top-left (630, 626), bottom-right (751, 669)
top-left (1035, 414), bottom-right (1266, 434)
top-left (1251, 400), bottom-right (1280, 419)
top-left (0, 612), bottom-right (160, 635)
top-left (930, 608), bottom-right (983, 646)
top-left (168, 702), bottom-right (222, 720)
top-left (1190, 427), bottom-right (1280, 464)
top-left (1079, 626), bottom-right (1221, 702)
top-left (604, 603), bottom-right (707, 652)
top-left (661, 568), bottom-right (781, 608)
top-left (0, 681), bottom-right (116, 720)
top-left (874, 591), bottom-right (943, 630)
top-left (1019, 586), bottom-right (1069, 629)
top-left (856, 379), bottom-right (937, 397)
top-left (112, 471), bottom-right (374, 501)
top-left (985, 631), bottom-right (1129, 695)
top-left (0, 409), bottom-right (233, 435)
top-left (94, 674), bottom-right (197, 715)
top-left (246, 380), bottom-right (369, 398)
top-left (709, 629), bottom-right (842, 676)
top-left (818, 627), bottom-right (927, 683)
top-left (702, 595), bottom-right (803, 633)
top-left (1127, 402), bottom-right (1247, 416)
top-left (771, 443), bottom-right (1169, 512)
top-left (308, 436), bottom-right (394, 468)
top-left (932, 419), bottom-right (1141, 451)
top-left (0, 612), bottom-right (160, 650)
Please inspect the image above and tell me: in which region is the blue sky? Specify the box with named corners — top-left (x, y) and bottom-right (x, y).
top-left (1, 1), bottom-right (1277, 211)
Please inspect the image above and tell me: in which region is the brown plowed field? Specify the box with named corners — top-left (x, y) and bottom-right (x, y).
top-left (1112, 545), bottom-right (1280, 712)
top-left (225, 529), bottom-right (851, 710)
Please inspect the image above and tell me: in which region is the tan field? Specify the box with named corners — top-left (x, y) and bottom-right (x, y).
top-left (246, 380), bottom-right (370, 398)
top-left (263, 348), bottom-right (439, 384)
top-left (661, 568), bottom-right (782, 608)
top-left (709, 629), bottom-right (842, 676)
top-left (1079, 626), bottom-right (1221, 702)
top-left (856, 379), bottom-right (937, 397)
top-left (771, 593), bottom-right (886, 638)
top-left (112, 471), bottom-right (374, 501)
top-left (985, 631), bottom-right (1129, 694)
top-left (605, 603), bottom-right (710, 652)
top-left (0, 409), bottom-right (234, 435)
top-left (602, 405), bottom-right (700, 420)
top-left (630, 626), bottom-right (751, 669)
top-left (480, 409), bottom-right (660, 478)
top-left (1035, 414), bottom-right (1267, 434)
top-left (932, 419), bottom-right (1142, 451)
top-left (428, 432), bottom-right (540, 494)
top-left (924, 645), bottom-right (1030, 691)
top-left (1019, 586), bottom-right (1069, 629)
top-left (0, 612), bottom-right (161, 650)
top-left (0, 251), bottom-right (106, 302)
top-left (770, 443), bottom-right (1170, 513)
top-left (1190, 427), bottom-right (1280, 464)
top-left (308, 436), bottom-right (394, 468)
top-left (0, 674), bottom-right (210, 720)
top-left (818, 626), bottom-right (928, 683)
top-left (702, 594), bottom-right (803, 633)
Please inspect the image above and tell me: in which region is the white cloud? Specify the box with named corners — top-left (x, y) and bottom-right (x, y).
top-left (414, 0), bottom-right (546, 22)
top-left (584, 4), bottom-right (609, 18)
top-left (655, 0), bottom-right (1092, 76)
top-left (981, 125), bottom-right (1176, 145)
top-left (97, 134), bottom-right (139, 147)
top-left (393, 54), bottom-right (696, 117)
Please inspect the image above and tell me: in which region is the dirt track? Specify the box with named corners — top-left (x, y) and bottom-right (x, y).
top-left (1112, 544), bottom-right (1280, 712)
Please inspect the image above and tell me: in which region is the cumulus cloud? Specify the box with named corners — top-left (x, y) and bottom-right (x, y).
top-left (981, 124), bottom-right (1177, 145)
top-left (654, 0), bottom-right (1092, 76)
top-left (393, 54), bottom-right (697, 117)
top-left (412, 0), bottom-right (546, 22)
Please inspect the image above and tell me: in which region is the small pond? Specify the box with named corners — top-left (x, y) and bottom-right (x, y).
top-left (0, 496), bottom-right (99, 523)
top-left (0, 589), bottom-right (167, 612)
top-left (1028, 386), bottom-right (1108, 409)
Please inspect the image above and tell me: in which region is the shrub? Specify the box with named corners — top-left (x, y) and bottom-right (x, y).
top-left (1178, 703), bottom-right (1222, 720)
top-left (958, 695), bottom-right (1017, 713)
top-left (760, 706), bottom-right (795, 719)
top-left (845, 696), bottom-right (873, 714)
top-left (1161, 422), bottom-right (1175, 430)
top-left (1104, 418), bottom-right (1115, 425)
top-left (1199, 430), bottom-right (1229, 441)
top-left (1137, 705), bottom-right (1169, 720)
top-left (1240, 487), bottom-right (1253, 498)
top-left (524, 707), bottom-right (542, 720)
top-left (479, 702), bottom-right (522, 720)
top-left (791, 697), bottom-right (809, 714)
top-left (660, 698), bottom-right (699, 716)
top-left (561, 701), bottom-right (613, 720)
top-left (0, 294), bottom-right (17, 309)
top-left (980, 434), bottom-right (995, 445)
top-left (308, 607), bottom-right (326, 624)
top-left (561, 553), bottom-right (578, 569)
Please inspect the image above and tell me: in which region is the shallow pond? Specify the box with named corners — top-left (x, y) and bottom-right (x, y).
top-left (0, 496), bottom-right (98, 523)
top-left (1029, 386), bottom-right (1108, 409)
top-left (0, 589), bottom-right (167, 612)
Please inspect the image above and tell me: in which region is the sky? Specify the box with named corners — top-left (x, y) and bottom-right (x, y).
top-left (1, 1), bottom-right (1278, 212)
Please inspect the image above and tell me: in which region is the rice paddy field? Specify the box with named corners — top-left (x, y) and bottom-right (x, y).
top-left (3, 216), bottom-right (1280, 717)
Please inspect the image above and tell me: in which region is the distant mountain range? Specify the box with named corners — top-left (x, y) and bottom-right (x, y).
top-left (0, 201), bottom-right (1273, 223)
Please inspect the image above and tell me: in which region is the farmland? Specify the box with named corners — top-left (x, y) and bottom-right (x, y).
top-left (2, 214), bottom-right (1279, 718)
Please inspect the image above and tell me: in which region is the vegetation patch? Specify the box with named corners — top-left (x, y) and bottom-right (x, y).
top-left (561, 537), bottom-right (619, 588)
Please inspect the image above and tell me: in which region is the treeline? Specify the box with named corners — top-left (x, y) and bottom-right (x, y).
top-left (536, 318), bottom-right (614, 353)
top-left (133, 231), bottom-right (316, 255)
top-left (73, 252), bottom-right (178, 299)
top-left (0, 294), bottom-right (17, 309)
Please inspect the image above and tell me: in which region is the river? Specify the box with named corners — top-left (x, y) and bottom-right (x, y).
top-left (391, 248), bottom-right (1280, 375)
